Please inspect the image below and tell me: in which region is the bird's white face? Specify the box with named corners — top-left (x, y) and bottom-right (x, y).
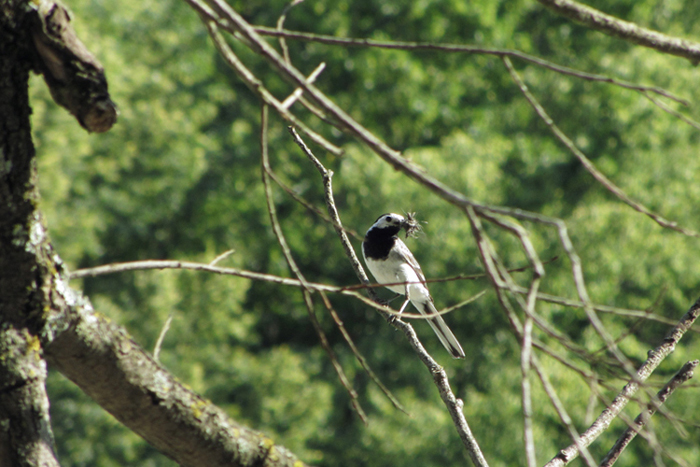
top-left (371, 213), bottom-right (405, 230)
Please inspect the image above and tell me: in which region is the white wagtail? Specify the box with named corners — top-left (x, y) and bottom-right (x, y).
top-left (362, 213), bottom-right (465, 359)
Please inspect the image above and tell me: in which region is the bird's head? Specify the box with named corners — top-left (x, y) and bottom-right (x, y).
top-left (368, 212), bottom-right (422, 238)
top-left (371, 213), bottom-right (405, 230)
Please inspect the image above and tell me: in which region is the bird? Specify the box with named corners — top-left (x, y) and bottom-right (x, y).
top-left (362, 213), bottom-right (465, 359)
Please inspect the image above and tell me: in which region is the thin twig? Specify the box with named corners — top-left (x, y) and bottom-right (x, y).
top-left (67, 258), bottom-right (481, 318)
top-left (153, 313), bottom-right (174, 362)
top-left (503, 57), bottom-right (698, 238)
top-left (280, 62), bottom-right (326, 109)
top-left (209, 249), bottom-right (235, 266)
top-left (642, 91), bottom-right (700, 131)
top-left (194, 12), bottom-right (342, 156)
top-left (67, 258), bottom-right (691, 329)
top-left (287, 126), bottom-right (376, 299)
top-left (275, 0), bottom-right (305, 64)
top-left (251, 26), bottom-right (686, 105)
top-left (521, 300), bottom-right (537, 467)
top-left (259, 104), bottom-right (367, 424)
top-left (533, 355), bottom-right (599, 466)
top-left (273, 0), bottom-right (333, 122)
top-left (600, 360), bottom-right (698, 467)
top-left (265, 169), bottom-right (362, 241)
top-left (318, 292), bottom-right (408, 414)
top-left (474, 212), bottom-right (543, 467)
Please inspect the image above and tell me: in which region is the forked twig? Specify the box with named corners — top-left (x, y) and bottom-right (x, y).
top-left (503, 57), bottom-right (698, 238)
top-left (317, 292), bottom-right (408, 414)
top-left (260, 104), bottom-right (368, 424)
top-left (196, 13), bottom-right (342, 156)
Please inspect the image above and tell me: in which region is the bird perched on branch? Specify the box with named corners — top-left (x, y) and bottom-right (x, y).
top-left (362, 213), bottom-right (465, 359)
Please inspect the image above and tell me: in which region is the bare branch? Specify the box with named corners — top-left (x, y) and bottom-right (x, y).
top-left (275, 0), bottom-right (305, 64)
top-left (251, 26), bottom-right (686, 105)
top-left (317, 292), bottom-right (408, 414)
top-left (280, 62), bottom-right (326, 109)
top-left (265, 169), bottom-right (362, 241)
top-left (195, 12), bottom-right (342, 156)
top-left (209, 249), bottom-right (236, 266)
top-left (503, 57), bottom-right (699, 238)
top-left (642, 92), bottom-right (700, 131)
top-left (44, 280), bottom-right (310, 467)
top-left (533, 357), bottom-right (599, 467)
top-left (390, 315), bottom-right (491, 467)
top-left (544, 297), bottom-right (700, 467)
top-left (29, 1), bottom-right (117, 132)
top-left (600, 360), bottom-right (698, 467)
top-left (260, 104), bottom-right (367, 424)
top-left (536, 0), bottom-right (700, 63)
top-left (464, 206), bottom-right (598, 467)
top-left (287, 126), bottom-right (370, 283)
top-left (521, 302), bottom-right (537, 467)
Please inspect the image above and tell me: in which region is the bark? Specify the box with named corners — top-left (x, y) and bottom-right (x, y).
top-left (0, 2), bottom-right (61, 465)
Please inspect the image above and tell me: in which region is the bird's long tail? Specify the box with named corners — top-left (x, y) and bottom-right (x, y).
top-left (422, 301), bottom-right (465, 359)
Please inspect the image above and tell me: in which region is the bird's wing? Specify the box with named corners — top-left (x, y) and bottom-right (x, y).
top-left (391, 238), bottom-right (427, 284)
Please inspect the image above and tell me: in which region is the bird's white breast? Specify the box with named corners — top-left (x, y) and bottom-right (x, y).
top-left (364, 249), bottom-right (430, 303)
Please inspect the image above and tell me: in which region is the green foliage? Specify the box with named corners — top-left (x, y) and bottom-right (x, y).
top-left (32, 0), bottom-right (700, 465)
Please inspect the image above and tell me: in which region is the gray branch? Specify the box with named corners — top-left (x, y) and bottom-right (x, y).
top-left (600, 360), bottom-right (699, 467)
top-left (536, 0), bottom-right (700, 63)
top-left (544, 298), bottom-right (700, 467)
top-left (0, 328), bottom-right (59, 467)
top-left (44, 281), bottom-right (310, 467)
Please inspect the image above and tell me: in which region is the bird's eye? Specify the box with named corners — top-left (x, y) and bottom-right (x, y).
top-left (385, 216), bottom-right (392, 222)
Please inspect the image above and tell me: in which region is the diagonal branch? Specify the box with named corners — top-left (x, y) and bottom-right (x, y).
top-left (44, 278), bottom-right (310, 467)
top-left (286, 127), bottom-right (488, 466)
top-left (251, 26), bottom-right (685, 105)
top-left (600, 359), bottom-right (699, 467)
top-left (536, 0), bottom-right (700, 63)
top-left (544, 297), bottom-right (700, 467)
top-left (260, 104), bottom-right (367, 424)
top-left (503, 57), bottom-right (699, 238)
